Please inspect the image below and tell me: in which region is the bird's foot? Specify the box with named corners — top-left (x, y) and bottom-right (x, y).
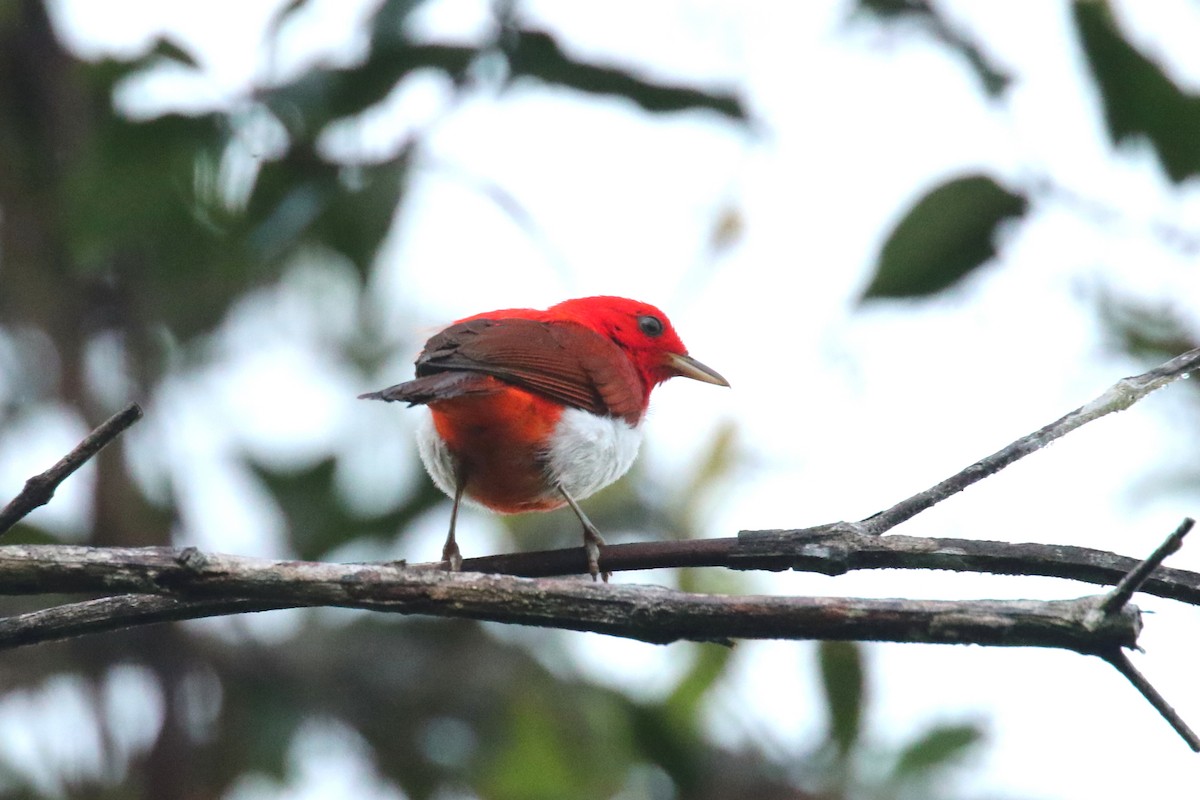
top-left (442, 540), bottom-right (463, 572)
top-left (583, 525), bottom-right (609, 583)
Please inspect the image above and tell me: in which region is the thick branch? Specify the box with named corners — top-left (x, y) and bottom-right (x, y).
top-left (3, 527), bottom-right (1200, 605)
top-left (0, 403), bottom-right (143, 536)
top-left (0, 549), bottom-right (1140, 652)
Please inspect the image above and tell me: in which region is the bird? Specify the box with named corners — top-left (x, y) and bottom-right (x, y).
top-left (359, 295), bottom-right (729, 579)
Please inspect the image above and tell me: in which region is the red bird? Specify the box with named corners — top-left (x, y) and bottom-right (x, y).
top-left (360, 296), bottom-right (728, 578)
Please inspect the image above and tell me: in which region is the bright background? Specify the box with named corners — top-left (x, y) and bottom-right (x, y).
top-left (3, 0), bottom-right (1200, 797)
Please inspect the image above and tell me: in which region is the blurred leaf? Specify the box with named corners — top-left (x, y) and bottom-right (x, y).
top-left (0, 522), bottom-right (65, 545)
top-left (482, 686), bottom-right (627, 800)
top-left (861, 174), bottom-right (1027, 301)
top-left (853, 0), bottom-right (1011, 97)
top-left (262, 43), bottom-right (470, 143)
top-left (245, 149), bottom-right (411, 276)
top-left (249, 455), bottom-right (442, 560)
top-left (265, 0), bottom-right (315, 37)
top-left (890, 723), bottom-right (982, 779)
top-left (676, 420), bottom-right (739, 520)
top-left (1092, 286), bottom-right (1197, 364)
top-left (146, 37), bottom-right (200, 68)
top-left (507, 29), bottom-right (748, 122)
top-left (818, 641), bottom-right (864, 756)
top-left (1074, 0), bottom-right (1200, 183)
top-left (664, 644), bottom-right (733, 728)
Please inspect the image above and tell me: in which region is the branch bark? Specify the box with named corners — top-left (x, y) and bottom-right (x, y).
top-left (0, 546), bottom-right (1141, 652)
top-left (4, 528), bottom-right (1200, 605)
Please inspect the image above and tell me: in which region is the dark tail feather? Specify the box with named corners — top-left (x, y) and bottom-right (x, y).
top-left (358, 372), bottom-right (495, 406)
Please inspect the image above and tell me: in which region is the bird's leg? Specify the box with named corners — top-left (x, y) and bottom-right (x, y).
top-left (442, 476), bottom-right (466, 571)
top-left (558, 484), bottom-right (608, 582)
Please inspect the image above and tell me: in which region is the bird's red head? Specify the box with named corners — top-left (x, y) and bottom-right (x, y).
top-left (548, 296), bottom-right (729, 390)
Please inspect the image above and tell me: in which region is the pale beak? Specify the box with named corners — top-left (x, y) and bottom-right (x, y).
top-left (667, 353), bottom-right (730, 387)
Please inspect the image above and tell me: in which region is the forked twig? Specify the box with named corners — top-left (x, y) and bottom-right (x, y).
top-left (1099, 518), bottom-right (1193, 617)
top-left (1089, 519), bottom-right (1199, 750)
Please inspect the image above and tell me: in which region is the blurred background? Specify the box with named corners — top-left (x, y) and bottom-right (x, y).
top-left (2, 0), bottom-right (1200, 797)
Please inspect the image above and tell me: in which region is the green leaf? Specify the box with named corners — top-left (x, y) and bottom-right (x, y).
top-left (507, 29), bottom-right (748, 122)
top-left (891, 723), bottom-right (983, 779)
top-left (853, 0), bottom-right (1011, 96)
top-left (818, 640), bottom-right (864, 756)
top-left (861, 174), bottom-right (1027, 301)
top-left (0, 522), bottom-right (63, 545)
top-left (244, 151), bottom-right (411, 277)
top-left (664, 644), bottom-right (733, 727)
top-left (146, 37), bottom-right (201, 68)
top-left (1074, 0), bottom-right (1200, 183)
top-left (481, 687), bottom-right (628, 800)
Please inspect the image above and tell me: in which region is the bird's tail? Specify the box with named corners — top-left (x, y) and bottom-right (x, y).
top-left (359, 372), bottom-right (496, 406)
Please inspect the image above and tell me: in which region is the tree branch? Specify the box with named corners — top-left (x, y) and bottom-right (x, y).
top-left (0, 594), bottom-right (285, 650)
top-left (1104, 649), bottom-right (1200, 752)
top-left (0, 403), bottom-right (143, 537)
top-left (861, 346), bottom-right (1200, 534)
top-left (1098, 517), bottom-right (1193, 617)
top-left (447, 526), bottom-right (1200, 604)
top-left (1, 352), bottom-right (1198, 747)
top-left (3, 524), bottom-right (1200, 605)
top-left (0, 548), bottom-right (1140, 652)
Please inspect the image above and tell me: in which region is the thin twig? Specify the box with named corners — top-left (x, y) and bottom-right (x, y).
top-left (1099, 518), bottom-right (1193, 616)
top-left (1104, 649), bottom-right (1200, 752)
top-left (0, 403), bottom-right (143, 537)
top-left (861, 347), bottom-right (1200, 535)
top-left (0, 594), bottom-right (285, 649)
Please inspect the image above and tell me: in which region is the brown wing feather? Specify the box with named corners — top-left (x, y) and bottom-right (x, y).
top-left (358, 372), bottom-right (499, 405)
top-left (412, 317), bottom-right (646, 422)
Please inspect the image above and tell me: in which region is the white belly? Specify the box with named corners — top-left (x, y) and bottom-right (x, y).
top-left (415, 407), bottom-right (642, 507)
top-left (544, 407), bottom-right (643, 500)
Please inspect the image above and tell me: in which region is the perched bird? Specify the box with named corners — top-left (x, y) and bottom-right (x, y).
top-left (360, 296), bottom-right (728, 578)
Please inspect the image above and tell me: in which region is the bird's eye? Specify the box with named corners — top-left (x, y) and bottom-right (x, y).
top-left (637, 315), bottom-right (664, 337)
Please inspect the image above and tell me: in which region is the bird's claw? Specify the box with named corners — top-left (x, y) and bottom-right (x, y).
top-left (442, 541), bottom-right (463, 572)
top-left (583, 526), bottom-right (609, 582)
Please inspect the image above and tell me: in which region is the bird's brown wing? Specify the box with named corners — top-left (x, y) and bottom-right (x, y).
top-left (361, 318), bottom-right (645, 422)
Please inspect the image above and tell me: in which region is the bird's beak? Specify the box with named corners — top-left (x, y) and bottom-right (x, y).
top-left (666, 353), bottom-right (729, 387)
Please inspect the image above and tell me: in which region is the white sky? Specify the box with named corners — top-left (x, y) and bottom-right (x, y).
top-left (6, 0), bottom-right (1200, 796)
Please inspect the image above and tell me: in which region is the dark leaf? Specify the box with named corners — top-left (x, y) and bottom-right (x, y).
top-left (261, 43), bottom-right (473, 143)
top-left (861, 174), bottom-right (1028, 301)
top-left (853, 0), bottom-right (1011, 97)
top-left (262, 1), bottom-right (464, 142)
top-left (245, 150), bottom-right (411, 277)
top-left (507, 29), bottom-right (748, 122)
top-left (891, 723), bottom-right (983, 778)
top-left (1074, 0), bottom-right (1200, 183)
top-left (265, 0), bottom-right (314, 37)
top-left (664, 644), bottom-right (734, 727)
top-left (818, 640), bottom-right (864, 756)
top-left (145, 37), bottom-right (201, 68)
